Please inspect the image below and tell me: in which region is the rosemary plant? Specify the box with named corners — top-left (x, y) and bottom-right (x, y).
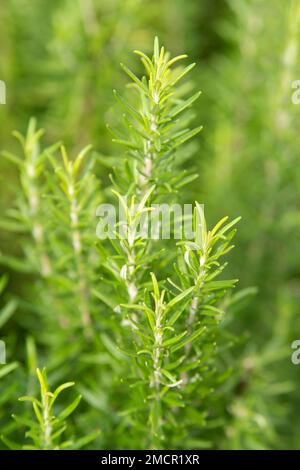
top-left (1, 0), bottom-right (299, 452)
top-left (0, 275), bottom-right (19, 442)
top-left (1, 120), bottom-right (101, 351)
top-left (3, 368), bottom-right (98, 450)
top-left (97, 38), bottom-right (240, 448)
top-left (99, 37), bottom-right (202, 308)
top-left (1, 37), bottom-right (241, 450)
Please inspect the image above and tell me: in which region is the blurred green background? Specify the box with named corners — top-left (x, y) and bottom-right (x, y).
top-left (1, 0), bottom-right (300, 449)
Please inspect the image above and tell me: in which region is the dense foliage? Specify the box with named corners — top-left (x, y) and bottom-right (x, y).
top-left (0, 0), bottom-right (299, 450)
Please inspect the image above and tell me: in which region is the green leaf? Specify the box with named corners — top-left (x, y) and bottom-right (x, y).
top-left (170, 91), bottom-right (201, 118)
top-left (50, 382), bottom-right (75, 405)
top-left (154, 36), bottom-right (160, 62)
top-left (171, 326), bottom-right (206, 352)
top-left (163, 330), bottom-right (187, 347)
top-left (1, 434), bottom-right (21, 450)
top-left (173, 126), bottom-right (203, 148)
top-left (71, 430), bottom-right (101, 450)
top-left (163, 286), bottom-right (194, 319)
top-left (0, 299), bottom-right (17, 328)
top-left (57, 395), bottom-right (82, 421)
top-left (92, 289), bottom-right (116, 310)
top-left (203, 279), bottom-right (238, 292)
top-left (217, 216), bottom-right (241, 237)
top-left (120, 63), bottom-right (148, 94)
top-left (0, 362), bottom-right (18, 378)
top-left (150, 272), bottom-right (160, 301)
top-left (195, 201), bottom-right (207, 250)
top-left (169, 63), bottom-right (196, 87)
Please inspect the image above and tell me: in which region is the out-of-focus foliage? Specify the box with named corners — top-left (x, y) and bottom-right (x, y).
top-left (201, 0), bottom-right (300, 449)
top-left (2, 367), bottom-right (99, 450)
top-left (0, 0), bottom-right (299, 450)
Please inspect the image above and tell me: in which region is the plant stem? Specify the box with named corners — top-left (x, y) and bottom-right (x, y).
top-left (68, 180), bottom-right (93, 339)
top-left (26, 159), bottom-right (51, 278)
top-left (182, 262), bottom-right (206, 384)
top-left (138, 106), bottom-right (158, 190)
top-left (150, 296), bottom-right (163, 449)
top-left (41, 389), bottom-right (52, 449)
top-left (123, 99), bottom-right (160, 304)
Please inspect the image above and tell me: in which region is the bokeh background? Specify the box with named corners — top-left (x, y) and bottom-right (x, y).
top-left (1, 0), bottom-right (300, 449)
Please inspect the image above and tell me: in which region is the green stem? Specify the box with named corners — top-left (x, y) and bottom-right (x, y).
top-left (69, 180), bottom-right (93, 339)
top-left (41, 391), bottom-right (52, 449)
top-left (150, 302), bottom-right (163, 449)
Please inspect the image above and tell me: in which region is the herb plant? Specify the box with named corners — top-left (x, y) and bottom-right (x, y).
top-left (1, 0), bottom-right (299, 452)
top-left (0, 36), bottom-right (243, 449)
